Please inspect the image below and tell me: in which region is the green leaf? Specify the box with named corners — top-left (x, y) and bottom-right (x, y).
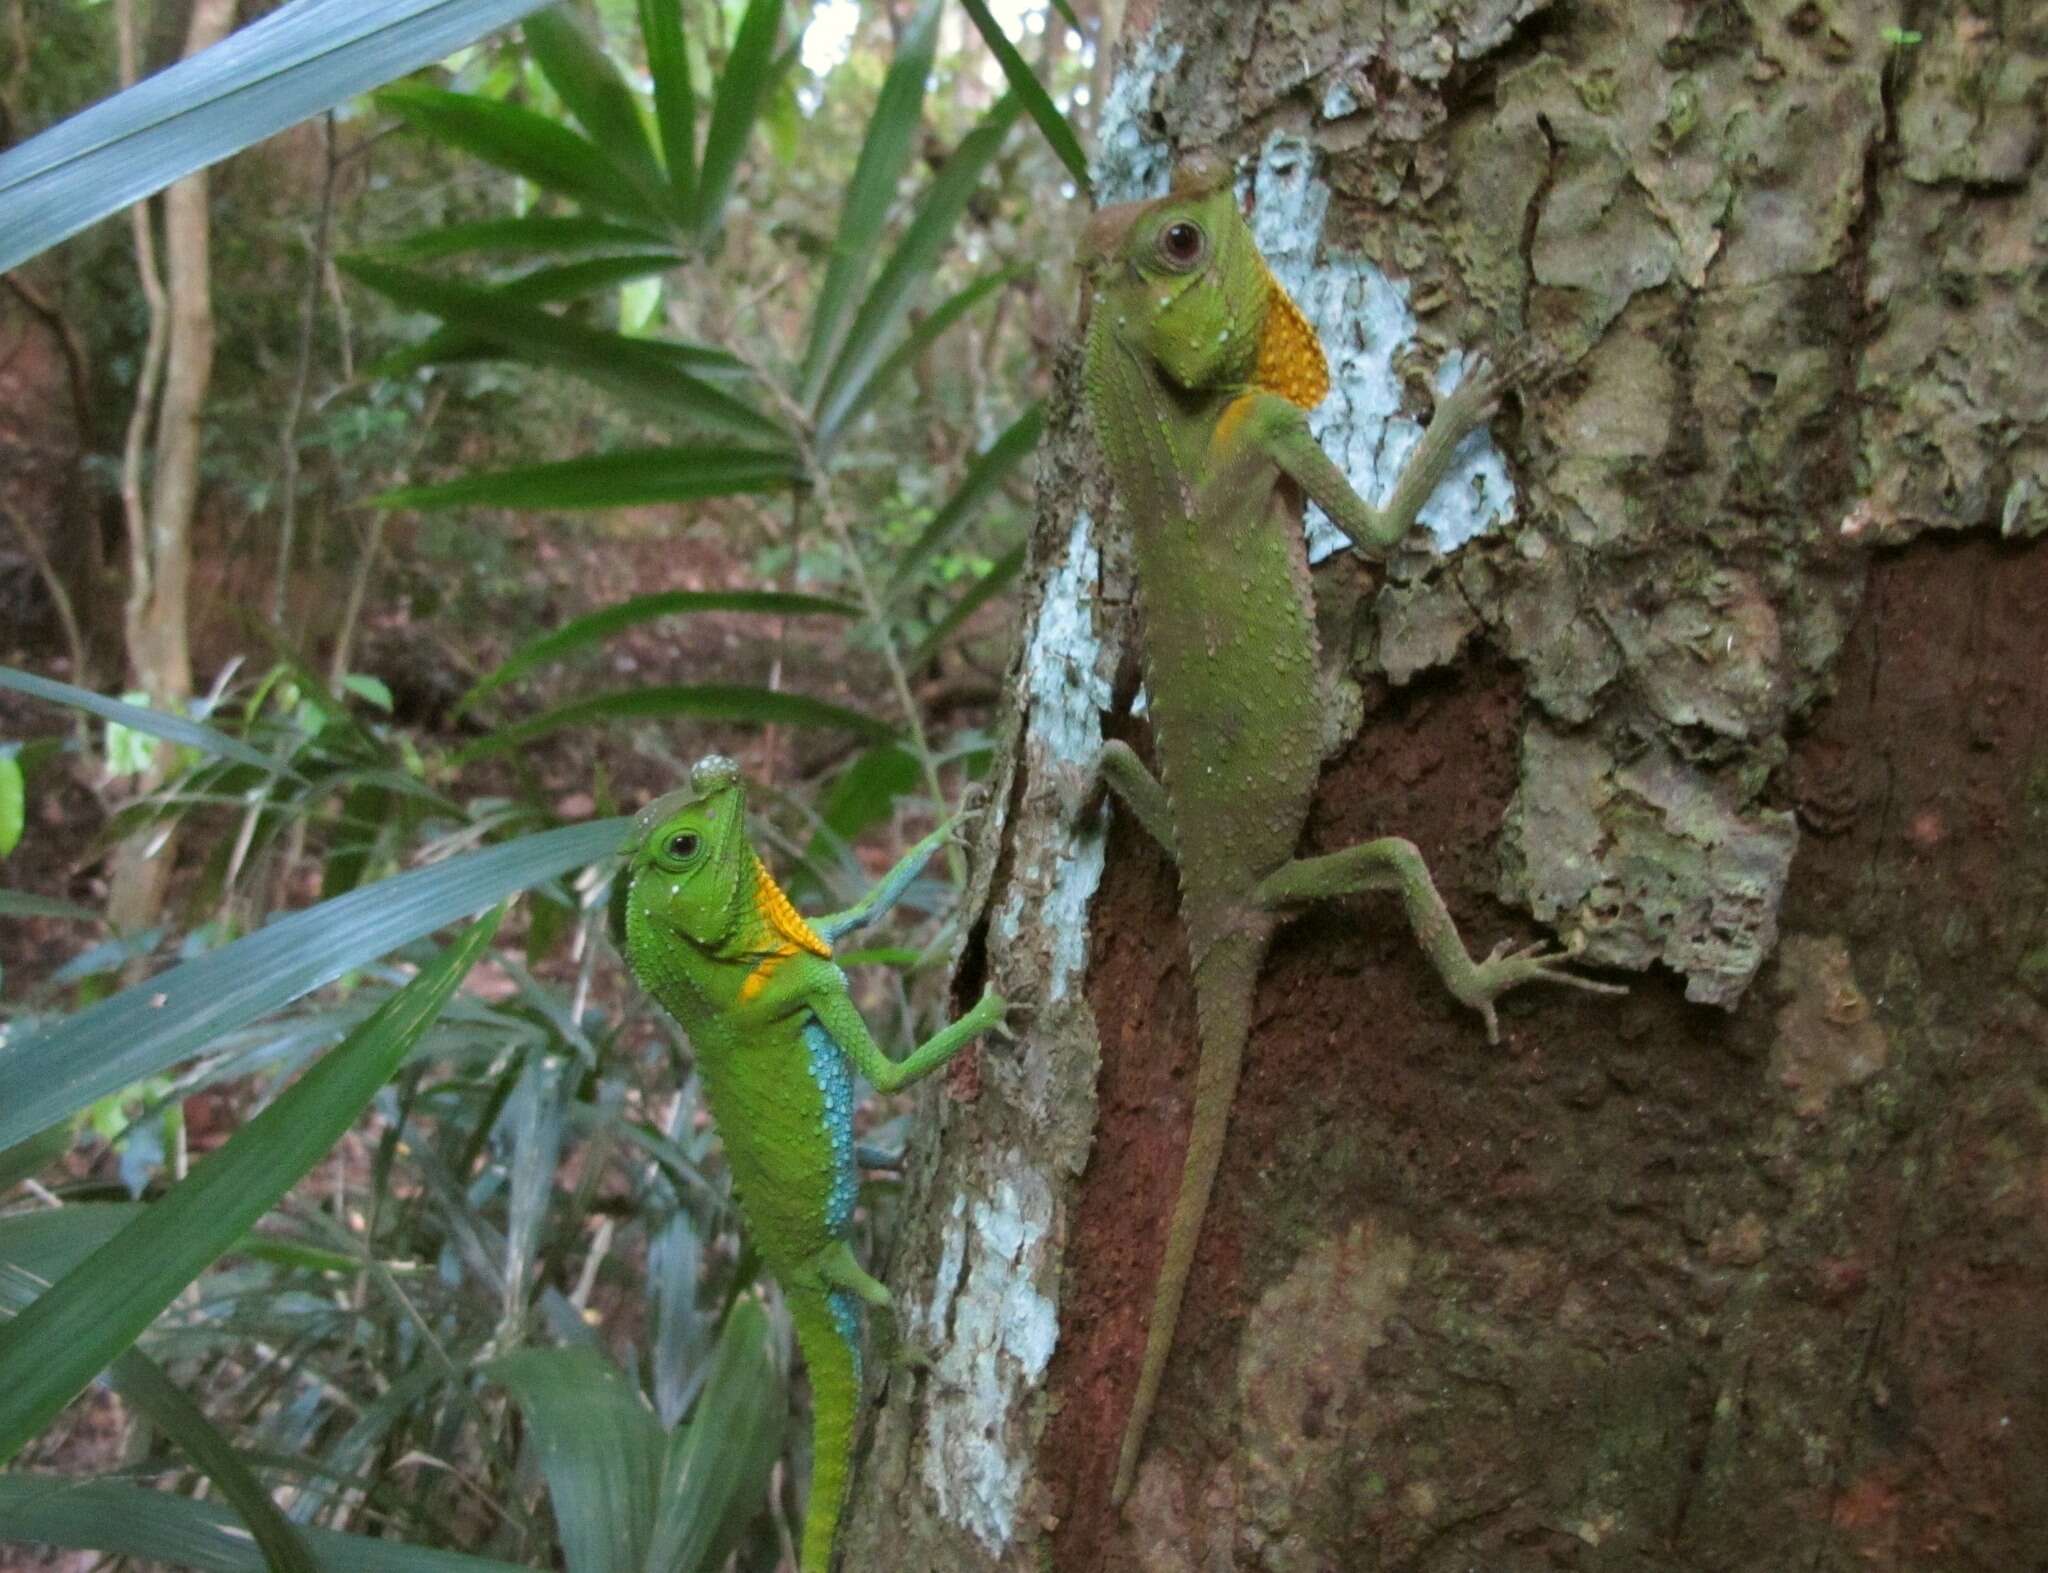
top-left (0, 1124), bottom-right (73, 1196)
top-left (907, 539), bottom-right (1025, 667)
top-left (523, 8), bottom-right (672, 216)
top-left (818, 266), bottom-right (1019, 444)
top-left (379, 444), bottom-right (798, 513)
top-left (638, 0), bottom-right (696, 210)
top-left (93, 1351), bottom-right (321, 1573)
top-left (957, 0), bottom-right (1091, 195)
top-left (462, 590), bottom-right (857, 711)
top-left (0, 752), bottom-right (21, 857)
top-left (645, 1298), bottom-right (785, 1572)
top-left (689, 0), bottom-right (784, 237)
top-left (0, 891), bottom-right (100, 922)
top-left (886, 403), bottom-right (1041, 599)
top-left (490, 1346), bottom-right (665, 1573)
top-left (454, 686), bottom-right (897, 764)
top-left (0, 667), bottom-right (290, 777)
top-left (0, 0), bottom-right (558, 274)
top-left (1046, 0), bottom-right (1083, 30)
top-left (370, 255), bottom-right (706, 377)
top-left (799, 0), bottom-right (941, 405)
top-left (342, 259), bottom-right (786, 442)
top-left (342, 673), bottom-right (395, 712)
top-left (0, 819), bottom-right (624, 1152)
top-left (376, 213), bottom-right (671, 260)
top-left (815, 743), bottom-right (922, 851)
top-left (0, 1478), bottom-right (537, 1573)
top-left (813, 95), bottom-right (1024, 437)
top-left (375, 81), bottom-right (662, 226)
top-left (0, 912), bottom-right (502, 1466)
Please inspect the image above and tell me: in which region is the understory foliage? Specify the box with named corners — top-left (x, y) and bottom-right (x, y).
top-left (0, 0), bottom-right (1089, 1565)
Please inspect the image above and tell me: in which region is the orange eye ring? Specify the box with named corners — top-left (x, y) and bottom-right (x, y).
top-left (1156, 219), bottom-right (1206, 271)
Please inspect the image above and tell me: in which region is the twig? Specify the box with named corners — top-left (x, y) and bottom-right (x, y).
top-left (271, 112), bottom-right (341, 624)
top-left (2, 501), bottom-right (89, 685)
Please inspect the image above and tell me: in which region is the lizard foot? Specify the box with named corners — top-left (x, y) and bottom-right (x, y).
top-left (1455, 937), bottom-right (1627, 1044)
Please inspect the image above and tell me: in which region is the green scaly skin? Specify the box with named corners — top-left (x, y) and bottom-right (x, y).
top-left (1081, 164), bottom-right (1623, 1506)
top-left (615, 756), bottom-right (1007, 1572)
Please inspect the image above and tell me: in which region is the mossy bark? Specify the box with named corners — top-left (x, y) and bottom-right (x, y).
top-left (840, 3), bottom-right (2048, 1569)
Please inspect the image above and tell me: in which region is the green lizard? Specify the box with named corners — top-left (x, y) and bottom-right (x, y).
top-left (614, 756), bottom-right (1007, 1572)
top-left (1082, 162), bottom-right (1622, 1504)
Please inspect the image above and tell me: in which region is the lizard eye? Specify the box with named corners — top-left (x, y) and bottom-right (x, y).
top-left (1156, 219), bottom-right (1206, 271)
top-left (666, 832), bottom-right (701, 861)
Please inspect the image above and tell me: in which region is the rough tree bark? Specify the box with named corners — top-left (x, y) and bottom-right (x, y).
top-left (842, 2), bottom-right (2047, 1569)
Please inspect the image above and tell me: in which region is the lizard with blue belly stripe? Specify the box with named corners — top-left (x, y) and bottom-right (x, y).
top-left (613, 755), bottom-right (1007, 1571)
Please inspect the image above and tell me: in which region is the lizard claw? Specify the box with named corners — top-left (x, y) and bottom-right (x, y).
top-left (1455, 935), bottom-right (1627, 1043)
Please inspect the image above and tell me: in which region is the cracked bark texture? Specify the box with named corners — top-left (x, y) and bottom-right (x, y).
top-left (839, 3), bottom-right (2048, 1569)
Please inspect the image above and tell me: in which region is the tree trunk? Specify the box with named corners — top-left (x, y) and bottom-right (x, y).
top-left (842, 2), bottom-right (2048, 1569)
top-left (105, 0), bottom-right (236, 932)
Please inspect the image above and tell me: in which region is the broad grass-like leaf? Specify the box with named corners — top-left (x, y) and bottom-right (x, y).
top-left (813, 95), bottom-right (1024, 438)
top-left (455, 687), bottom-right (896, 764)
top-left (638, 0), bottom-right (696, 212)
top-left (379, 445), bottom-right (798, 513)
top-left (490, 1346), bottom-right (665, 1573)
top-left (524, 9), bottom-right (672, 215)
top-left (817, 266), bottom-right (1019, 444)
top-left (0, 912), bottom-right (502, 1465)
top-left (92, 1349), bottom-right (319, 1573)
top-left (377, 214), bottom-right (670, 260)
top-left (0, 667), bottom-right (290, 776)
top-left (0, 820), bottom-right (624, 1152)
top-left (908, 539), bottom-right (1025, 667)
top-left (0, 1478), bottom-right (535, 1573)
top-left (886, 403), bottom-right (1042, 598)
top-left (343, 260), bottom-right (785, 442)
top-left (645, 1298), bottom-right (785, 1573)
top-left (799, 0), bottom-right (941, 404)
top-left (957, 0), bottom-right (1091, 194)
top-left (690, 0), bottom-right (784, 237)
top-left (0, 0), bottom-right (556, 273)
top-left (376, 82), bottom-right (662, 226)
top-left (463, 590), bottom-right (858, 711)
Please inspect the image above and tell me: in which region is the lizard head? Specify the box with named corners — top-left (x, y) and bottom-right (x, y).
top-left (1082, 159), bottom-right (1327, 407)
top-left (612, 754), bottom-right (754, 955)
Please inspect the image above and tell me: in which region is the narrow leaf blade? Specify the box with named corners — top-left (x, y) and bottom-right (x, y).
top-left (375, 82), bottom-right (661, 225)
top-left (0, 913), bottom-right (502, 1465)
top-left (462, 590), bottom-right (857, 710)
top-left (957, 0), bottom-right (1091, 194)
top-left (0, 820), bottom-right (624, 1151)
top-left (379, 445), bottom-right (797, 513)
top-left (0, 0), bottom-right (558, 273)
top-left (814, 96), bottom-right (1023, 437)
top-left (798, 0), bottom-right (940, 403)
top-left (454, 686), bottom-right (896, 764)
top-left (689, 0), bottom-right (783, 236)
top-left (638, 0), bottom-right (696, 210)
top-left (0, 667), bottom-right (290, 776)
top-left (342, 259), bottom-right (785, 441)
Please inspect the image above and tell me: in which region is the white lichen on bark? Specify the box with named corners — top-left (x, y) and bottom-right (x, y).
top-left (915, 1152), bottom-right (1059, 1550)
top-left (1245, 133), bottom-right (1516, 563)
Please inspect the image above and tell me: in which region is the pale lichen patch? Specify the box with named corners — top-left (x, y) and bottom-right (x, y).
top-left (916, 1153), bottom-right (1058, 1551)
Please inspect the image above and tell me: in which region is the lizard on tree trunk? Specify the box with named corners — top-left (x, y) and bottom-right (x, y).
top-left (1081, 162), bottom-right (1623, 1505)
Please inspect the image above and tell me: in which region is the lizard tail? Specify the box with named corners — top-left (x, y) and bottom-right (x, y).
top-left (788, 1285), bottom-right (862, 1573)
top-left (1113, 925), bottom-right (1270, 1506)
